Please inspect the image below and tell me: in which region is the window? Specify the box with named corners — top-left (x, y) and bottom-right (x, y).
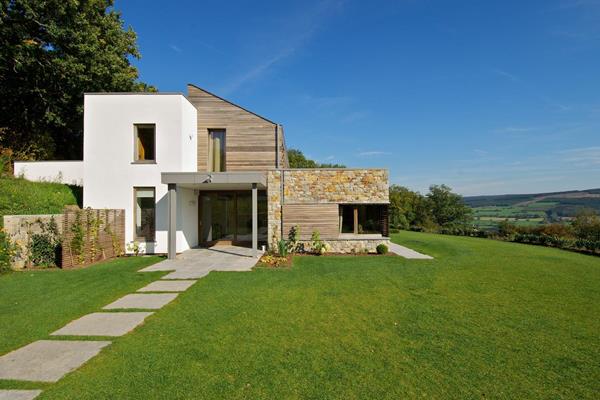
top-left (339, 204), bottom-right (387, 235)
top-left (134, 124), bottom-right (156, 162)
top-left (134, 187), bottom-right (155, 240)
top-left (208, 129), bottom-right (226, 172)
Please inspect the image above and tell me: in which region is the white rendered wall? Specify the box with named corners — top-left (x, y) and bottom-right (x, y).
top-left (83, 94), bottom-right (197, 254)
top-left (14, 161), bottom-right (84, 186)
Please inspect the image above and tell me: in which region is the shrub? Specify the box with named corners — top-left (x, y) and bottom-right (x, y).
top-left (29, 233), bottom-right (59, 267)
top-left (376, 243), bottom-right (388, 254)
top-left (287, 225), bottom-right (301, 253)
top-left (310, 230), bottom-right (330, 255)
top-left (277, 239), bottom-right (288, 257)
top-left (28, 217), bottom-right (61, 268)
top-left (0, 229), bottom-right (18, 272)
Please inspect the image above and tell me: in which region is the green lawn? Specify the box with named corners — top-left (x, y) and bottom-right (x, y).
top-left (0, 256), bottom-right (163, 357)
top-left (1, 233), bottom-right (599, 398)
top-left (0, 176), bottom-right (81, 226)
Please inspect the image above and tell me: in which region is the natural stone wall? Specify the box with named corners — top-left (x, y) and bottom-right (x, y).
top-left (282, 169), bottom-right (388, 204)
top-left (3, 214), bottom-right (63, 269)
top-left (266, 168), bottom-right (390, 250)
top-left (267, 170), bottom-right (282, 248)
top-left (298, 238), bottom-right (390, 254)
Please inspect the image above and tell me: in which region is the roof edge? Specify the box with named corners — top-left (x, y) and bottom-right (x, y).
top-left (186, 83), bottom-right (278, 125)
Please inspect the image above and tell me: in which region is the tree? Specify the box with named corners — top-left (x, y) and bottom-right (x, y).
top-left (0, 0), bottom-right (154, 160)
top-left (389, 185), bottom-right (431, 229)
top-left (426, 184), bottom-right (472, 227)
top-left (572, 208), bottom-right (600, 241)
top-left (287, 148), bottom-right (345, 168)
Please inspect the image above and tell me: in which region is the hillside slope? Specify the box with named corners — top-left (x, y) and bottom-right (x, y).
top-left (0, 177), bottom-right (81, 226)
top-left (464, 188), bottom-right (600, 230)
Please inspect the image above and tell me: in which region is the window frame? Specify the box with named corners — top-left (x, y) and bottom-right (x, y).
top-left (133, 186), bottom-right (156, 241)
top-left (133, 123), bottom-right (157, 164)
top-left (208, 129), bottom-right (226, 172)
top-left (339, 204), bottom-right (387, 236)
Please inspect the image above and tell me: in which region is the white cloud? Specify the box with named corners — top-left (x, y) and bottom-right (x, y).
top-left (169, 44), bottom-right (182, 53)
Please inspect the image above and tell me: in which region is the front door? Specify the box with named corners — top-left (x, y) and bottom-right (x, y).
top-left (198, 190), bottom-right (267, 246)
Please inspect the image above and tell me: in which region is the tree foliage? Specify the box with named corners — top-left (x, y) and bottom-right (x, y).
top-left (0, 0), bottom-right (154, 160)
top-left (287, 148), bottom-right (346, 168)
top-left (389, 184), bottom-right (472, 230)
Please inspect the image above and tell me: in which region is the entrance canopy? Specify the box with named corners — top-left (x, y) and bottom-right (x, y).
top-left (161, 171), bottom-right (266, 190)
top-left (161, 172), bottom-right (267, 260)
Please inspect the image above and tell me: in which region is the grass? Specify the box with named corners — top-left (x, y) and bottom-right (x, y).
top-left (0, 176), bottom-right (81, 227)
top-left (1, 233), bottom-right (599, 398)
top-left (0, 256), bottom-right (163, 358)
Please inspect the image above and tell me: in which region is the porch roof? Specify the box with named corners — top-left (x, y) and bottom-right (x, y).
top-left (161, 171), bottom-right (266, 190)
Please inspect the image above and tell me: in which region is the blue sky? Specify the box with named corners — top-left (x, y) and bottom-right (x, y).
top-left (116, 0), bottom-right (600, 196)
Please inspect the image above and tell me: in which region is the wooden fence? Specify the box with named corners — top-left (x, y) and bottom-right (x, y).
top-left (61, 207), bottom-right (125, 268)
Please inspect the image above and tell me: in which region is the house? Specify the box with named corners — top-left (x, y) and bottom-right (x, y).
top-left (14, 84), bottom-right (390, 258)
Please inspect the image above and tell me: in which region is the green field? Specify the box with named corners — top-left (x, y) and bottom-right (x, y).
top-left (0, 232), bottom-right (598, 398)
top-left (465, 188), bottom-right (600, 231)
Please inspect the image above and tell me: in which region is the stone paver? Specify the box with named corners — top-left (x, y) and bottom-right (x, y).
top-left (0, 340), bottom-right (110, 382)
top-left (388, 242), bottom-right (433, 259)
top-left (102, 293), bottom-right (178, 310)
top-left (161, 268), bottom-right (210, 280)
top-left (0, 390), bottom-right (42, 400)
top-left (139, 246), bottom-right (260, 278)
top-left (137, 280), bottom-right (196, 292)
top-left (51, 312), bottom-right (153, 337)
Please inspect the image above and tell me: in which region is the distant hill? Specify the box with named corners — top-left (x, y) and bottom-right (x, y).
top-left (463, 188), bottom-right (600, 230)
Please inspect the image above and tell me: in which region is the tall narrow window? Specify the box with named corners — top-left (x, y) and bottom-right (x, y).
top-left (134, 187), bottom-right (155, 240)
top-left (134, 124), bottom-right (156, 162)
top-left (208, 129), bottom-right (226, 172)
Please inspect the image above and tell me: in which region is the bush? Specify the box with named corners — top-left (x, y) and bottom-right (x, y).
top-left (29, 233), bottom-right (59, 267)
top-left (310, 230), bottom-right (330, 255)
top-left (278, 239), bottom-right (288, 257)
top-left (376, 244), bottom-right (388, 254)
top-left (0, 229), bottom-right (17, 272)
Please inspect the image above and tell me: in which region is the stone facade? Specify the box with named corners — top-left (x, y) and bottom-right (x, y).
top-left (267, 170), bottom-right (282, 247)
top-left (266, 168), bottom-right (390, 250)
top-left (282, 169), bottom-right (388, 204)
top-left (3, 214), bottom-right (63, 269)
top-left (298, 238), bottom-right (390, 254)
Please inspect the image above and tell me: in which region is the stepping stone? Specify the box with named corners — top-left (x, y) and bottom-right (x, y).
top-left (51, 312), bottom-right (153, 337)
top-left (102, 293), bottom-right (178, 310)
top-left (137, 280), bottom-right (196, 292)
top-left (0, 340), bottom-right (110, 382)
top-left (162, 269), bottom-right (210, 280)
top-left (0, 390), bottom-right (42, 400)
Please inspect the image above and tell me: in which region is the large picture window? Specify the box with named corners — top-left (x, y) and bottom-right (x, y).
top-left (208, 129), bottom-right (226, 172)
top-left (339, 204), bottom-right (388, 235)
top-left (134, 187), bottom-right (155, 241)
top-left (134, 124), bottom-right (156, 162)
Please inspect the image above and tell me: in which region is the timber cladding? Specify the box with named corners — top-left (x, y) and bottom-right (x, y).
top-left (61, 207), bottom-right (125, 268)
top-left (282, 203), bottom-right (340, 240)
top-left (187, 84), bottom-right (278, 172)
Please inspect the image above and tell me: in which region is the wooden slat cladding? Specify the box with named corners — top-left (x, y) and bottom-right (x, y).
top-left (187, 85), bottom-right (278, 171)
top-left (282, 204), bottom-right (339, 240)
top-left (61, 208), bottom-right (125, 268)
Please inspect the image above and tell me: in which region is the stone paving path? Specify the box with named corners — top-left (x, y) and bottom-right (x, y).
top-left (0, 390), bottom-right (42, 400)
top-left (388, 242), bottom-right (433, 259)
top-left (0, 340), bottom-right (111, 383)
top-left (0, 247), bottom-right (259, 399)
top-left (51, 312), bottom-right (153, 337)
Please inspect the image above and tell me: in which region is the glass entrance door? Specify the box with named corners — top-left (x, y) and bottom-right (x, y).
top-left (199, 190), bottom-right (267, 245)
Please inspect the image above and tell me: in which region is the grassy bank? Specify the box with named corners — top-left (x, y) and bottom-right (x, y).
top-left (0, 177), bottom-right (81, 226)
